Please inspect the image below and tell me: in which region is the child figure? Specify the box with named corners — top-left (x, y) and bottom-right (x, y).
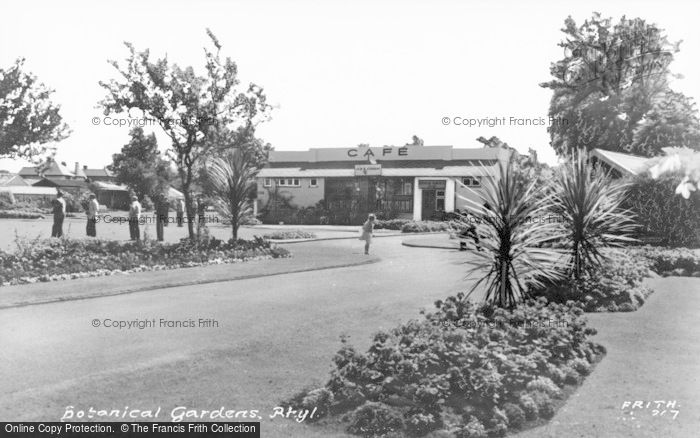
top-left (359, 213), bottom-right (376, 255)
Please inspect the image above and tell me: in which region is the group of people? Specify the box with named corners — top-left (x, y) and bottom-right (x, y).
top-left (50, 190), bottom-right (203, 242)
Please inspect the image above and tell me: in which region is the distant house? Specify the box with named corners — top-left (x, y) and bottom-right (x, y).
top-left (33, 177), bottom-right (89, 194)
top-left (0, 185), bottom-right (59, 207)
top-left (591, 149), bottom-right (650, 178)
top-left (91, 181), bottom-right (130, 210)
top-left (0, 173), bottom-right (29, 187)
top-left (19, 158), bottom-right (80, 180)
top-left (83, 166), bottom-right (116, 183)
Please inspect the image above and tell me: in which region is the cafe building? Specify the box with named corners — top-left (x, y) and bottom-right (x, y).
top-left (255, 145), bottom-right (511, 223)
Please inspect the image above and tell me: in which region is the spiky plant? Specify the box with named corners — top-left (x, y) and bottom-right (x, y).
top-left (458, 158), bottom-right (567, 308)
top-left (552, 148), bottom-right (638, 281)
top-left (204, 145), bottom-right (260, 240)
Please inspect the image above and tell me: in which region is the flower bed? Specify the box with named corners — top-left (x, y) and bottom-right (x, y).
top-left (286, 296), bottom-right (604, 437)
top-left (626, 246), bottom-right (700, 277)
top-left (0, 236), bottom-right (290, 286)
top-left (263, 230), bottom-right (317, 240)
top-left (536, 250), bottom-right (654, 312)
top-left (0, 210), bottom-right (45, 219)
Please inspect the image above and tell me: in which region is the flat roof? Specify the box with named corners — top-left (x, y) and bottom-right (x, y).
top-left (268, 145), bottom-right (511, 163)
top-left (258, 166), bottom-right (499, 178)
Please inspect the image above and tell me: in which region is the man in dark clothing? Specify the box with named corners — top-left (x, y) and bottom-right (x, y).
top-left (155, 194), bottom-right (169, 242)
top-left (51, 191), bottom-right (66, 238)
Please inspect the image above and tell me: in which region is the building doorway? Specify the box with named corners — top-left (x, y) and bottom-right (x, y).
top-left (421, 189), bottom-right (436, 220)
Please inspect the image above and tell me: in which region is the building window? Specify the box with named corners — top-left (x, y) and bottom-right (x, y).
top-left (278, 178), bottom-right (300, 187)
top-left (263, 178), bottom-right (271, 187)
top-left (309, 178), bottom-right (318, 187)
top-left (462, 176), bottom-right (481, 187)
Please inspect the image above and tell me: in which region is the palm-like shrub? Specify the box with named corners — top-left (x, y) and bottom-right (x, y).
top-left (458, 159), bottom-right (567, 308)
top-left (552, 149), bottom-right (637, 280)
top-left (204, 146), bottom-right (260, 239)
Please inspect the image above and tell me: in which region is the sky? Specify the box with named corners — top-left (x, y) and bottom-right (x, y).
top-left (1, 0), bottom-right (699, 171)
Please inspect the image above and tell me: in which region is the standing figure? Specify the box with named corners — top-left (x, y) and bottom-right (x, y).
top-left (51, 191), bottom-right (66, 238)
top-left (176, 198), bottom-right (185, 227)
top-left (359, 213), bottom-right (376, 255)
top-left (86, 193), bottom-right (99, 237)
top-left (128, 195), bottom-right (142, 241)
top-left (155, 194), bottom-right (169, 242)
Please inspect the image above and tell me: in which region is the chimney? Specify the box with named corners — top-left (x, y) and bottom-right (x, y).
top-left (75, 162), bottom-right (79, 176)
top-left (83, 165), bottom-right (88, 170)
top-left (61, 161), bottom-right (66, 167)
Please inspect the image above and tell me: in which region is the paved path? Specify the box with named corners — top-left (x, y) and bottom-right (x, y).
top-left (1, 238), bottom-right (698, 438)
top-left (0, 237), bottom-right (471, 438)
top-left (515, 276), bottom-right (700, 438)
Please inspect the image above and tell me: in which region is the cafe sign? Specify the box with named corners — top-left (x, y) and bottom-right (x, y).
top-left (418, 179), bottom-right (446, 190)
top-left (355, 164), bottom-right (382, 176)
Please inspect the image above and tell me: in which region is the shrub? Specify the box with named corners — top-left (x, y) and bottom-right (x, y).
top-left (457, 417), bottom-right (487, 438)
top-left (290, 296), bottom-right (602, 437)
top-left (459, 159), bottom-right (566, 308)
top-left (263, 230), bottom-right (316, 240)
top-left (373, 219), bottom-right (412, 230)
top-left (0, 211), bottom-right (44, 219)
top-left (529, 391), bottom-right (555, 419)
top-left (536, 249), bottom-right (654, 312)
top-left (623, 175), bottom-right (700, 247)
top-left (570, 358), bottom-right (591, 376)
top-left (628, 246), bottom-right (700, 276)
top-left (552, 149), bottom-right (637, 281)
top-left (518, 394), bottom-right (538, 421)
top-left (401, 221), bottom-right (452, 233)
top-left (346, 402), bottom-right (404, 437)
top-left (525, 377), bottom-right (562, 399)
top-left (0, 235), bottom-right (290, 286)
top-left (502, 403), bottom-right (525, 429)
top-left (563, 367), bottom-right (581, 385)
top-left (301, 388), bottom-right (334, 421)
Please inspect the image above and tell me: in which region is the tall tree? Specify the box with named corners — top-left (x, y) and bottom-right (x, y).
top-left (203, 126), bottom-right (270, 239)
top-left (100, 30), bottom-right (269, 238)
top-left (0, 58), bottom-right (69, 162)
top-left (108, 127), bottom-right (173, 201)
top-left (541, 13), bottom-right (699, 157)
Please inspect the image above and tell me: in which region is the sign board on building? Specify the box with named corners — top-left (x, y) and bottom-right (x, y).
top-left (418, 179), bottom-right (446, 190)
top-left (354, 164), bottom-right (382, 176)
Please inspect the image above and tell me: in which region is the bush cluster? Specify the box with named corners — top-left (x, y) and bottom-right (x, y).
top-left (0, 235), bottom-right (290, 286)
top-left (287, 296), bottom-right (603, 437)
top-left (263, 230), bottom-right (317, 240)
top-left (626, 246), bottom-right (700, 277)
top-left (536, 250), bottom-right (654, 312)
top-left (0, 210), bottom-right (45, 219)
top-left (623, 175), bottom-right (700, 247)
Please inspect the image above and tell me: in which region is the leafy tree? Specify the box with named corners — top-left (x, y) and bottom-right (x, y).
top-left (541, 13), bottom-right (700, 157)
top-left (100, 30), bottom-right (269, 238)
top-left (0, 58), bottom-right (69, 162)
top-left (552, 149), bottom-right (637, 281)
top-left (458, 159), bottom-right (566, 308)
top-left (631, 91), bottom-right (700, 156)
top-left (203, 127), bottom-right (269, 239)
top-left (108, 127), bottom-right (174, 202)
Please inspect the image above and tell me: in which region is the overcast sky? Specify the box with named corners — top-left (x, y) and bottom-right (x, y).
top-left (1, 0), bottom-right (698, 171)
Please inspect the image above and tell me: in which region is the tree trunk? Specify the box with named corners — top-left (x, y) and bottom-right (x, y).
top-left (230, 203), bottom-right (239, 240)
top-left (180, 166), bottom-right (195, 240)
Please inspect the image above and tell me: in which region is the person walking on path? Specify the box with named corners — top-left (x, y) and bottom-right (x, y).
top-left (51, 191), bottom-right (66, 238)
top-left (86, 194), bottom-right (99, 237)
top-left (359, 213), bottom-right (376, 255)
top-left (176, 198), bottom-right (185, 227)
top-left (155, 193), bottom-right (169, 242)
top-left (128, 195), bottom-right (142, 241)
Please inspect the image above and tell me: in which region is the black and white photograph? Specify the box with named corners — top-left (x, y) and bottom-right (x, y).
top-left (1, 1), bottom-right (699, 437)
